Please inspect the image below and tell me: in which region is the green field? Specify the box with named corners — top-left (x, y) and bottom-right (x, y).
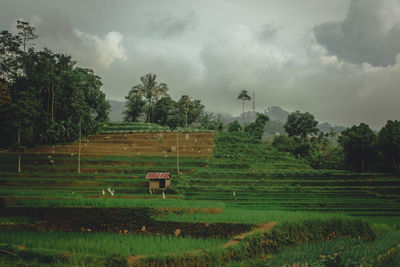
top-left (1, 123), bottom-right (399, 266)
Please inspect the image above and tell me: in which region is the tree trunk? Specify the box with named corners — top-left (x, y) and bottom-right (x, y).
top-left (17, 119), bottom-right (21, 173)
top-left (51, 64), bottom-right (55, 121)
top-left (18, 153), bottom-right (21, 173)
top-left (147, 100), bottom-right (151, 123)
top-left (392, 157), bottom-right (400, 172)
top-left (176, 131), bottom-right (179, 174)
top-left (78, 120), bottom-right (81, 174)
top-left (242, 100), bottom-right (245, 130)
top-left (361, 159), bottom-right (364, 173)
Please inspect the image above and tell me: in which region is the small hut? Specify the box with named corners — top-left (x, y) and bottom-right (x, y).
top-left (146, 172), bottom-right (171, 190)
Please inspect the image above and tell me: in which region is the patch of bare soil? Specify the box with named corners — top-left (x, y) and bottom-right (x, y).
top-left (222, 221), bottom-right (276, 248)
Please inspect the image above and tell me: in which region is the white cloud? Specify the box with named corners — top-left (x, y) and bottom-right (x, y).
top-left (74, 30), bottom-right (127, 68)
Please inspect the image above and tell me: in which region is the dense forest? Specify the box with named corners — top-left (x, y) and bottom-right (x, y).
top-left (0, 21), bottom-right (110, 150)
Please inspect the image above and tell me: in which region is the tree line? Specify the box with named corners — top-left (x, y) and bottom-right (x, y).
top-left (272, 111), bottom-right (400, 173)
top-left (123, 73), bottom-right (205, 130)
top-left (0, 21), bottom-right (110, 150)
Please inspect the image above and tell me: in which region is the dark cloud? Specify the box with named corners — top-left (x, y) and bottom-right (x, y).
top-left (144, 11), bottom-right (197, 38)
top-left (258, 23), bottom-right (282, 41)
top-left (314, 0), bottom-right (400, 67)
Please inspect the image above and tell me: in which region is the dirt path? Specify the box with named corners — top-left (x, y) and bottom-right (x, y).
top-left (222, 221), bottom-right (276, 248)
top-left (127, 222), bottom-right (276, 266)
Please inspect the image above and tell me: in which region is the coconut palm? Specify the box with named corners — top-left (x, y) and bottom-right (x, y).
top-left (237, 90), bottom-right (251, 129)
top-left (131, 73), bottom-right (168, 123)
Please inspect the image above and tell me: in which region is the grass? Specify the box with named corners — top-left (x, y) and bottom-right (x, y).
top-left (0, 231), bottom-right (227, 257)
top-left (265, 231), bottom-right (400, 267)
top-left (156, 208), bottom-right (349, 224)
top-left (6, 197), bottom-right (226, 209)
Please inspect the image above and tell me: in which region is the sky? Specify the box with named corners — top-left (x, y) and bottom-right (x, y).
top-left (1, 0), bottom-right (400, 129)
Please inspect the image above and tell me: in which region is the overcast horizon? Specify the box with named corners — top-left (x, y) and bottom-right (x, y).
top-left (1, 0), bottom-right (400, 129)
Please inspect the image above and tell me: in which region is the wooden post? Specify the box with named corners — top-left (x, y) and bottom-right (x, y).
top-left (17, 119), bottom-right (21, 173)
top-left (176, 131), bottom-right (180, 174)
top-left (78, 119), bottom-right (81, 174)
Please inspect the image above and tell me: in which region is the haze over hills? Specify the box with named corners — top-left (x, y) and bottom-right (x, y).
top-left (108, 100), bottom-right (125, 122)
top-left (108, 100), bottom-right (346, 134)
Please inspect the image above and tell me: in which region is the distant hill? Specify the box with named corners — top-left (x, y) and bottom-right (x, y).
top-left (109, 100), bottom-right (346, 134)
top-left (216, 106), bottom-right (346, 135)
top-left (108, 100), bottom-right (125, 122)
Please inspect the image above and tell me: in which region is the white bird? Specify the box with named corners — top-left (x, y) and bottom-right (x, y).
top-left (102, 189), bottom-right (105, 196)
top-left (107, 187), bottom-right (114, 196)
top-left (162, 191), bottom-right (166, 200)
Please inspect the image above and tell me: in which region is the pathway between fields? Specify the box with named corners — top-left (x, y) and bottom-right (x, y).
top-left (127, 222), bottom-right (276, 266)
top-left (222, 221), bottom-right (276, 248)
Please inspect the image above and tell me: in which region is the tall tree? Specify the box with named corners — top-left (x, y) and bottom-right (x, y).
top-left (16, 20), bottom-right (38, 52)
top-left (338, 123), bottom-right (377, 172)
top-left (284, 111), bottom-right (319, 142)
top-left (130, 73), bottom-right (168, 123)
top-left (176, 95), bottom-right (204, 128)
top-left (244, 113), bottom-right (269, 140)
top-left (237, 90), bottom-right (251, 129)
top-left (153, 96), bottom-right (176, 125)
top-left (378, 120), bottom-right (400, 172)
top-left (123, 88), bottom-right (146, 122)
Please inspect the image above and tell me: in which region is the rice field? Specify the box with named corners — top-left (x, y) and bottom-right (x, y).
top-left (1, 125), bottom-right (400, 266)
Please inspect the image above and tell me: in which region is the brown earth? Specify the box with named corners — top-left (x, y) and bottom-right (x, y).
top-left (26, 132), bottom-right (216, 158)
top-left (222, 221), bottom-right (277, 248)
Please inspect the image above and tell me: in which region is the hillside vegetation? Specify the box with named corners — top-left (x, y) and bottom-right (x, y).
top-left (1, 123), bottom-right (400, 266)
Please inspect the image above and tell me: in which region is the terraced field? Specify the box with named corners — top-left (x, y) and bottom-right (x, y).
top-left (1, 123), bottom-right (400, 266)
top-left (175, 132), bottom-right (400, 225)
top-left (0, 123), bottom-right (215, 205)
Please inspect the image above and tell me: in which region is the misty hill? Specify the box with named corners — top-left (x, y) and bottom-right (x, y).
top-left (108, 100), bottom-right (125, 122)
top-left (109, 99), bottom-right (346, 134)
top-left (216, 106), bottom-right (346, 135)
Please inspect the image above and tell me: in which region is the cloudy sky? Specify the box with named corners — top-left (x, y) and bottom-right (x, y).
top-left (1, 0), bottom-right (400, 129)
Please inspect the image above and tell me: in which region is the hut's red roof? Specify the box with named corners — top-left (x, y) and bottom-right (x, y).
top-left (146, 172), bottom-right (170, 179)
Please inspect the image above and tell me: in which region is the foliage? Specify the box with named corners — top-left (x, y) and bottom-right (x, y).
top-left (237, 90), bottom-right (251, 127)
top-left (338, 123), bottom-right (377, 172)
top-left (266, 231), bottom-right (400, 267)
top-left (272, 133), bottom-right (345, 169)
top-left (227, 120), bottom-right (242, 132)
top-left (378, 120), bottom-right (400, 172)
top-left (128, 73), bottom-right (168, 123)
top-left (177, 95), bottom-right (205, 127)
top-left (0, 21), bottom-right (110, 149)
top-left (271, 135), bottom-right (297, 153)
top-left (199, 112), bottom-right (224, 130)
top-left (244, 113), bottom-right (269, 139)
top-left (122, 88), bottom-right (146, 122)
top-left (0, 231), bottom-right (227, 262)
top-left (284, 110), bottom-right (319, 141)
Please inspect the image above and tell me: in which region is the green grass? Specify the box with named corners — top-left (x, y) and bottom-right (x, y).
top-left (266, 231), bottom-right (400, 267)
top-left (156, 208), bottom-right (348, 224)
top-left (0, 231), bottom-right (227, 257)
top-left (7, 197), bottom-right (225, 209)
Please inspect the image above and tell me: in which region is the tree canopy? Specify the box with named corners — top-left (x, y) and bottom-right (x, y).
top-left (129, 73), bottom-right (168, 123)
top-left (338, 123), bottom-right (377, 172)
top-left (378, 120), bottom-right (400, 172)
top-left (0, 21), bottom-right (110, 148)
top-left (284, 111), bottom-right (319, 141)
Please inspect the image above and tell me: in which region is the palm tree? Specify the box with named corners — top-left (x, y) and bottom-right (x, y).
top-left (131, 73), bottom-right (168, 123)
top-left (237, 90), bottom-right (251, 129)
